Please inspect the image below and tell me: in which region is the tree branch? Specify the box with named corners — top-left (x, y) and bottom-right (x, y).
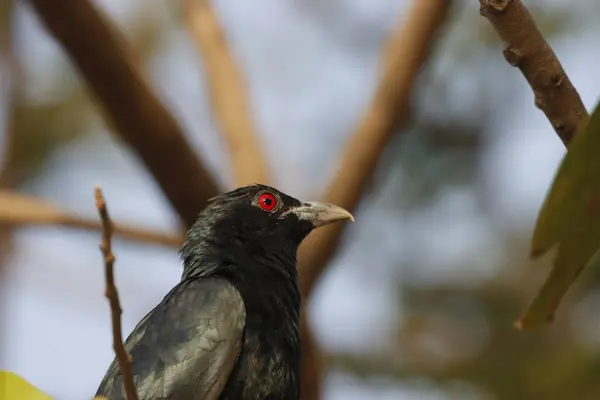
top-left (178, 3), bottom-right (331, 397)
top-left (0, 0), bottom-right (16, 285)
top-left (295, 2), bottom-right (453, 398)
top-left (95, 187), bottom-right (138, 400)
top-left (298, 0), bottom-right (454, 299)
top-left (26, 0), bottom-right (220, 226)
top-left (181, 0), bottom-right (270, 186)
top-left (0, 190), bottom-right (182, 247)
top-left (479, 0), bottom-right (588, 145)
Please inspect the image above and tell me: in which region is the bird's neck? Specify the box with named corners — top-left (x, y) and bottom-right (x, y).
top-left (183, 244), bottom-right (300, 308)
top-left (181, 231), bottom-right (299, 279)
top-left (180, 232), bottom-right (301, 346)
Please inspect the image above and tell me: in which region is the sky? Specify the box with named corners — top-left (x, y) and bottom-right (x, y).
top-left (2, 0), bottom-right (600, 399)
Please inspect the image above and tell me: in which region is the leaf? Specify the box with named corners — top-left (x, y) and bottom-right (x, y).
top-left (0, 371), bottom-right (53, 400)
top-left (517, 99), bottom-right (600, 329)
top-left (0, 370), bottom-right (108, 400)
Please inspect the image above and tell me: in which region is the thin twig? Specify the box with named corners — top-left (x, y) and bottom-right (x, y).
top-left (181, 0), bottom-right (270, 186)
top-left (298, 0), bottom-right (454, 299)
top-left (0, 190), bottom-right (182, 247)
top-left (95, 186), bottom-right (138, 400)
top-left (27, 0), bottom-right (220, 226)
top-left (479, 0), bottom-right (588, 145)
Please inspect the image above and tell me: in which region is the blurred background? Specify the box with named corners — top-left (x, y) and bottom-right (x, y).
top-left (2, 0), bottom-right (600, 399)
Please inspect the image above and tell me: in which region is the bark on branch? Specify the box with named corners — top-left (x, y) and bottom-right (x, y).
top-left (26, 0), bottom-right (220, 226)
top-left (182, 0), bottom-right (270, 186)
top-left (95, 187), bottom-right (138, 400)
top-left (479, 0), bottom-right (589, 145)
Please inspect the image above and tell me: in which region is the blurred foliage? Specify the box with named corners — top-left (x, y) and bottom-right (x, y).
top-left (0, 0), bottom-right (15, 278)
top-left (8, 89), bottom-right (92, 186)
top-left (329, 4), bottom-right (600, 400)
top-left (3, 4), bottom-right (167, 186)
top-left (330, 236), bottom-right (600, 399)
top-left (0, 0), bottom-right (10, 49)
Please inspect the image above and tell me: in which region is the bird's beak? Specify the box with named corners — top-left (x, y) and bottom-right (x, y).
top-left (289, 201), bottom-right (355, 228)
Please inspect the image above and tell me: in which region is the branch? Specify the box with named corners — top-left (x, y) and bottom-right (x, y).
top-left (181, 0), bottom-right (270, 186)
top-left (0, 0), bottom-right (16, 281)
top-left (26, 0), bottom-right (220, 227)
top-left (298, 0), bottom-right (454, 299)
top-left (479, 0), bottom-right (588, 145)
top-left (297, 2), bottom-right (453, 398)
top-left (95, 187), bottom-right (138, 400)
top-left (0, 190), bottom-right (182, 247)
top-left (179, 3), bottom-right (333, 397)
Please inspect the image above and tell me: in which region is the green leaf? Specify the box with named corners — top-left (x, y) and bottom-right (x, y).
top-left (517, 99), bottom-right (600, 329)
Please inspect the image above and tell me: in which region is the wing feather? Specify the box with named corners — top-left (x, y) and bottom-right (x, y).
top-left (96, 278), bottom-right (246, 400)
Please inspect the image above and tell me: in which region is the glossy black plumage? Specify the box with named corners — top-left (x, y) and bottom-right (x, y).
top-left (96, 184), bottom-right (353, 400)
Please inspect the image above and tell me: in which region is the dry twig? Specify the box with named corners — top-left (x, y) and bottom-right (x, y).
top-left (0, 190), bottom-right (182, 247)
top-left (298, 0), bottom-right (454, 299)
top-left (27, 0), bottom-right (220, 225)
top-left (181, 0), bottom-right (270, 186)
top-left (479, 0), bottom-right (588, 145)
top-left (95, 187), bottom-right (138, 400)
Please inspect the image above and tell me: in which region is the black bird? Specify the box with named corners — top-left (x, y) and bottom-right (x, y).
top-left (96, 184), bottom-right (354, 400)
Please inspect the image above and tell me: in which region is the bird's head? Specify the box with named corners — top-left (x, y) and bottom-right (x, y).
top-left (180, 184), bottom-right (354, 277)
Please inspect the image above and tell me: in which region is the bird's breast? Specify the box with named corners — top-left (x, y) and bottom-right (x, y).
top-left (219, 263), bottom-right (301, 399)
top-left (221, 336), bottom-right (299, 400)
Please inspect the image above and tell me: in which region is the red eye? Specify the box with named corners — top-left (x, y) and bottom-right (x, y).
top-left (257, 193), bottom-right (277, 211)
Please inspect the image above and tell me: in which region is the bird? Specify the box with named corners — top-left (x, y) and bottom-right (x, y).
top-left (95, 184), bottom-right (354, 400)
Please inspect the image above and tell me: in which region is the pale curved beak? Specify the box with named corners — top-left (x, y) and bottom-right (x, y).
top-left (289, 201), bottom-right (354, 228)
